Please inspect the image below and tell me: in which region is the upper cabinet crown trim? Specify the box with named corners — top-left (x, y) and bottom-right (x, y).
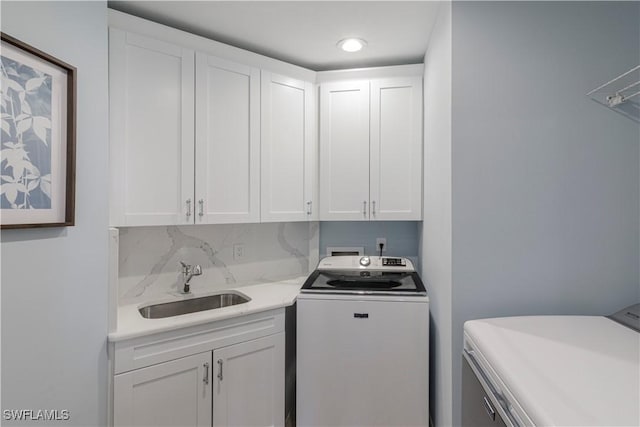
top-left (108, 9), bottom-right (316, 82)
top-left (124, 32), bottom-right (186, 58)
top-left (316, 64), bottom-right (424, 83)
top-left (109, 10), bottom-right (424, 85)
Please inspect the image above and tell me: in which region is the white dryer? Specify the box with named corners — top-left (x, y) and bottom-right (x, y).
top-left (462, 304), bottom-right (640, 426)
top-left (296, 256), bottom-right (429, 427)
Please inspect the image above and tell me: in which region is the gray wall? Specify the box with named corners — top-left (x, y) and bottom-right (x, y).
top-left (421, 2), bottom-right (452, 426)
top-left (1, 2), bottom-right (109, 425)
top-left (319, 221), bottom-right (420, 263)
top-left (451, 1), bottom-right (640, 425)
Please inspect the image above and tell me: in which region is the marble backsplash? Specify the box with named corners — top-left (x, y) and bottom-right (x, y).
top-left (118, 222), bottom-right (319, 305)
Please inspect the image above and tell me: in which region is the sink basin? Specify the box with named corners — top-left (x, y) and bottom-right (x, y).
top-left (139, 293), bottom-right (251, 319)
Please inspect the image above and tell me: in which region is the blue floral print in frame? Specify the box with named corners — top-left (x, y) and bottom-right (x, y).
top-left (1, 55), bottom-right (53, 210)
top-left (0, 33), bottom-right (76, 228)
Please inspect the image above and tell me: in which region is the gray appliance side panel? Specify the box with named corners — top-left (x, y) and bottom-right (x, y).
top-left (462, 356), bottom-right (508, 427)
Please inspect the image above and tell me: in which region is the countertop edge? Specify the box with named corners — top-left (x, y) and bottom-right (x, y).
top-left (108, 278), bottom-right (305, 343)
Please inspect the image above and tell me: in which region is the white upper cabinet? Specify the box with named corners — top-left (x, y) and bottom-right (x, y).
top-left (109, 13), bottom-right (423, 226)
top-left (109, 22), bottom-right (316, 227)
top-left (319, 77), bottom-right (422, 221)
top-left (319, 81), bottom-right (371, 221)
top-left (195, 54), bottom-right (260, 224)
top-left (370, 77), bottom-right (422, 220)
top-left (109, 29), bottom-right (195, 226)
top-left (261, 72), bottom-right (316, 222)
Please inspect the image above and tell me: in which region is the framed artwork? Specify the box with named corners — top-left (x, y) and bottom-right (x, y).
top-left (0, 33), bottom-right (76, 229)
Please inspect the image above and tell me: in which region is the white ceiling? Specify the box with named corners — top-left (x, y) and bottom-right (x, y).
top-left (108, 1), bottom-right (441, 71)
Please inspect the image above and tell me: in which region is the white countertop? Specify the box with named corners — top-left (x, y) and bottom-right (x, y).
top-left (109, 277), bottom-right (305, 342)
top-left (464, 315), bottom-right (640, 427)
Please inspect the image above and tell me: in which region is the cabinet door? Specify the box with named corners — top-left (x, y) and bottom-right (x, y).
top-left (370, 77), bottom-right (422, 220)
top-left (261, 72), bottom-right (317, 222)
top-left (113, 352), bottom-right (212, 427)
top-left (195, 54), bottom-right (260, 224)
top-left (109, 29), bottom-right (195, 226)
top-left (319, 81), bottom-right (370, 220)
top-left (213, 333), bottom-right (285, 427)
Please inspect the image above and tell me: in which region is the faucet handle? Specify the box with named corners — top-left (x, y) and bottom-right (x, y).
top-left (179, 261), bottom-right (190, 272)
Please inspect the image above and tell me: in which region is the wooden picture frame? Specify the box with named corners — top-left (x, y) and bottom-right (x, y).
top-left (0, 33), bottom-right (76, 229)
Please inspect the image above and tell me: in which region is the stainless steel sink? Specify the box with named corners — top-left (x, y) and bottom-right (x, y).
top-left (139, 293), bottom-right (251, 319)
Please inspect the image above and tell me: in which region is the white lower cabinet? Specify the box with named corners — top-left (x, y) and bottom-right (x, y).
top-left (213, 333), bottom-right (285, 427)
top-left (110, 309), bottom-right (286, 427)
top-left (113, 352), bottom-right (212, 427)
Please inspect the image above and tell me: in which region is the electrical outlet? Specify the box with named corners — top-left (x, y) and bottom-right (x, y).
top-left (376, 238), bottom-right (387, 252)
top-left (233, 244), bottom-right (245, 260)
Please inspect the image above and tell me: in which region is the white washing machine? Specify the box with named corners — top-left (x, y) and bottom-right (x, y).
top-left (296, 255), bottom-right (429, 427)
top-left (462, 304), bottom-right (640, 426)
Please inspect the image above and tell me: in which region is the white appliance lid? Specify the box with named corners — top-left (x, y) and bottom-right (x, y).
top-left (303, 256), bottom-right (425, 295)
top-left (464, 315), bottom-right (640, 427)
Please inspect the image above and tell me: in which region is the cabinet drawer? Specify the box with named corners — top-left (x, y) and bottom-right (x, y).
top-left (113, 309), bottom-right (284, 374)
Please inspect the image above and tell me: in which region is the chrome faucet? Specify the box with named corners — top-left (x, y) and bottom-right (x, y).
top-left (179, 261), bottom-right (202, 293)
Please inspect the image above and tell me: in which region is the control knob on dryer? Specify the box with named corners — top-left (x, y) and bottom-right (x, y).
top-left (359, 256), bottom-right (371, 267)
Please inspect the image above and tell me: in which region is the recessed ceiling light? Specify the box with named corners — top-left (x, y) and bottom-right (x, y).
top-left (337, 38), bottom-right (367, 53)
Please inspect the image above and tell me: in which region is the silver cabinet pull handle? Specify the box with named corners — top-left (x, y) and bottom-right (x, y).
top-left (186, 199), bottom-right (192, 218)
top-left (198, 199), bottom-right (204, 217)
top-left (217, 359), bottom-right (223, 381)
top-left (372, 200), bottom-right (376, 216)
top-left (363, 201), bottom-right (367, 216)
top-left (203, 362), bottom-right (209, 385)
top-left (483, 396), bottom-right (496, 421)
top-left (306, 201), bottom-right (312, 215)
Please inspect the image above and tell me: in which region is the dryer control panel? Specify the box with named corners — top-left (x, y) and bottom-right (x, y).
top-left (382, 257), bottom-right (406, 267)
top-left (609, 303), bottom-right (640, 332)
